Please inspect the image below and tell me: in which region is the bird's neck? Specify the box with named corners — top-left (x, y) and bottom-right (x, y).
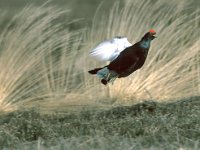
top-left (139, 39), bottom-right (151, 49)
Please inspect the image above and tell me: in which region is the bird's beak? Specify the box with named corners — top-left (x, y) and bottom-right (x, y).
top-left (153, 35), bottom-right (157, 38)
top-left (150, 32), bottom-right (157, 39)
top-left (152, 33), bottom-right (157, 39)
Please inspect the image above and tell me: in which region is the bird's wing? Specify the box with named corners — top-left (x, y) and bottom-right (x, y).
top-left (89, 37), bottom-right (132, 62)
top-left (108, 46), bottom-right (139, 74)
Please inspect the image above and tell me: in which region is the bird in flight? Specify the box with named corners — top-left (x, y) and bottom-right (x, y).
top-left (88, 29), bottom-right (157, 85)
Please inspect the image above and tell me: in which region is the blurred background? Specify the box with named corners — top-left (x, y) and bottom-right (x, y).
top-left (0, 0), bottom-right (199, 30)
top-left (0, 0), bottom-right (119, 30)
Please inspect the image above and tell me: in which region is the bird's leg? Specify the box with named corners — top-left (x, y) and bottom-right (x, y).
top-left (106, 72), bottom-right (111, 81)
top-left (107, 70), bottom-right (118, 84)
top-left (110, 76), bottom-right (118, 85)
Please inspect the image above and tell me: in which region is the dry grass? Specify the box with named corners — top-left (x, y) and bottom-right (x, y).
top-left (0, 0), bottom-right (199, 113)
top-left (0, 5), bottom-right (83, 113)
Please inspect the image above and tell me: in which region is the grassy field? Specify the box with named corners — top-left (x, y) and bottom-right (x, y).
top-left (0, 0), bottom-right (200, 149)
top-left (1, 97), bottom-right (200, 149)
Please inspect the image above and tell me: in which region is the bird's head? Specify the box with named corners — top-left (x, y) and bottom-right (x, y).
top-left (149, 29), bottom-right (157, 39)
top-left (142, 29), bottom-right (157, 41)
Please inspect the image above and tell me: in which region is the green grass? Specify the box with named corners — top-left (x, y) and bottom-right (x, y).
top-left (1, 96), bottom-right (200, 149)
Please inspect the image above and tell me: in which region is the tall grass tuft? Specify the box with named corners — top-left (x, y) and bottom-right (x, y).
top-left (0, 0), bottom-right (200, 113)
top-left (0, 5), bottom-right (83, 112)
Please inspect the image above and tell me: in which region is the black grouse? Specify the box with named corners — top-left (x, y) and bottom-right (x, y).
top-left (88, 29), bottom-right (157, 85)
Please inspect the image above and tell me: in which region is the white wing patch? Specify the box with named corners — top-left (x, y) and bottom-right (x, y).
top-left (89, 37), bottom-right (132, 62)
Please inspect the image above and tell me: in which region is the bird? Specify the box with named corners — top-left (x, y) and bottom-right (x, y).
top-left (88, 29), bottom-right (157, 85)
